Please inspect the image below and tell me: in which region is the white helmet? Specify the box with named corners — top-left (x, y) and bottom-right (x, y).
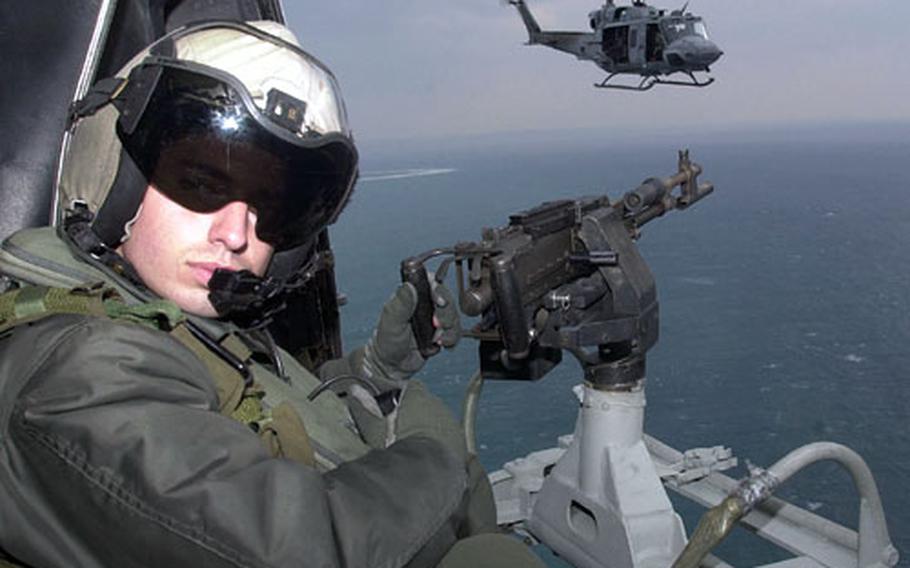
top-left (61, 20), bottom-right (358, 266)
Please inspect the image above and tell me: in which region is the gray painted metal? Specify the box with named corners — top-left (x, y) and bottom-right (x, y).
top-left (490, 398), bottom-right (897, 567)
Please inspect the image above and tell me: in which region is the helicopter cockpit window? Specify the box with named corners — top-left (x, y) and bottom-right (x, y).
top-left (602, 25), bottom-right (630, 64)
top-left (661, 18), bottom-right (709, 43)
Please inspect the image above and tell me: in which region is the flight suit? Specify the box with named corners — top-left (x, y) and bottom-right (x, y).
top-left (0, 227), bottom-right (542, 567)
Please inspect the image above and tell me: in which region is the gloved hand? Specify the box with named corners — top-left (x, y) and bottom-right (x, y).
top-left (324, 282), bottom-right (498, 534)
top-left (353, 278), bottom-right (459, 391)
top-left (317, 277), bottom-right (460, 394)
top-left (316, 278), bottom-right (461, 444)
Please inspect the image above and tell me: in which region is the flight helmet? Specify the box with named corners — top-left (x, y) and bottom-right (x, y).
top-left (59, 21), bottom-right (358, 286)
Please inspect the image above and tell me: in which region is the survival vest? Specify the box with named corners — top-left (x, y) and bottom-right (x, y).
top-left (0, 282), bottom-right (317, 466)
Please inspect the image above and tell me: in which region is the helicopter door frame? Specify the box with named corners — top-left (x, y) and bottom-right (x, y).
top-left (645, 22), bottom-right (664, 65)
top-left (627, 22), bottom-right (646, 68)
top-left (601, 23), bottom-right (630, 66)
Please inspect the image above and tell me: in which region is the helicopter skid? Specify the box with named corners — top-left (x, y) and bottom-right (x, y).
top-left (595, 72), bottom-right (714, 91)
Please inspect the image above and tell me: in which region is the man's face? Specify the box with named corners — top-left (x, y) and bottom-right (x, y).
top-left (118, 185), bottom-right (274, 317)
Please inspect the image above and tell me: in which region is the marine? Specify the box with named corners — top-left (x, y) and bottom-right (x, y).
top-left (0, 20), bottom-right (543, 568)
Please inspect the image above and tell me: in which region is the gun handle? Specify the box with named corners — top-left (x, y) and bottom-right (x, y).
top-left (400, 258), bottom-right (440, 358)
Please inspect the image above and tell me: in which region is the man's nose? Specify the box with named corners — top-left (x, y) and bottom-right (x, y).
top-left (209, 201), bottom-right (254, 252)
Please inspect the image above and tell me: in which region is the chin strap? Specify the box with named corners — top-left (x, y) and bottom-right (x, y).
top-left (207, 250), bottom-right (331, 329)
top-left (62, 204), bottom-right (147, 287)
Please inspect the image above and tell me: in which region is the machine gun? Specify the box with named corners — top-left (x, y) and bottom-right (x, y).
top-left (402, 149), bottom-right (712, 386)
top-left (400, 152), bottom-right (897, 568)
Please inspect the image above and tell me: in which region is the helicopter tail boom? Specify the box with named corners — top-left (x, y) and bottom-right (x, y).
top-left (507, 0), bottom-right (541, 43)
top-left (508, 0), bottom-right (597, 59)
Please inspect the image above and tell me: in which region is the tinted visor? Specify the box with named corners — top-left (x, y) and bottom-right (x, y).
top-left (116, 61), bottom-right (357, 251)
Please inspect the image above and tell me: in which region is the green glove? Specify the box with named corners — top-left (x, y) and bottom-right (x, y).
top-left (356, 279), bottom-right (460, 391)
top-left (317, 278), bottom-right (460, 441)
top-left (337, 285), bottom-right (498, 534)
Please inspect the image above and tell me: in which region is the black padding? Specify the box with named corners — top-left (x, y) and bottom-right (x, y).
top-left (0, 1), bottom-right (105, 242)
top-left (0, 0), bottom-right (170, 243)
top-left (268, 230), bottom-right (344, 368)
top-left (164, 0), bottom-right (266, 31)
top-left (95, 0), bottom-right (167, 80)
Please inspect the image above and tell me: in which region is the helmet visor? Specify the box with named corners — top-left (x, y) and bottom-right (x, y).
top-left (116, 60), bottom-right (358, 251)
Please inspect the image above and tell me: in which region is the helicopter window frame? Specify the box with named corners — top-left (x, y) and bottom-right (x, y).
top-left (661, 17), bottom-right (708, 43)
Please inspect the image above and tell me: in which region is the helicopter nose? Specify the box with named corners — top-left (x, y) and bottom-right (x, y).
top-left (699, 41), bottom-right (723, 65)
top-left (665, 37), bottom-right (723, 68)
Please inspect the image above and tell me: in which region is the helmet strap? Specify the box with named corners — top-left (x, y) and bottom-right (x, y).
top-left (91, 147), bottom-right (148, 248)
top-left (67, 77), bottom-right (127, 128)
top-left (61, 205), bottom-right (147, 290)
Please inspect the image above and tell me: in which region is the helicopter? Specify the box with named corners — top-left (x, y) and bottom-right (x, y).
top-left (507, 0), bottom-right (723, 91)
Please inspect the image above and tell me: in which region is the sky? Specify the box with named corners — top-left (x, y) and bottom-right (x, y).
top-left (283, 1), bottom-right (910, 144)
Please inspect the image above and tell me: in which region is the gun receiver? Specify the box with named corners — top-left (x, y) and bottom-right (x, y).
top-left (401, 150), bottom-right (713, 385)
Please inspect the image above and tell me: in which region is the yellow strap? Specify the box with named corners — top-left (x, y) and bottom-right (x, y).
top-left (219, 333), bottom-right (253, 361)
top-left (167, 323), bottom-right (316, 466)
top-left (168, 324), bottom-right (248, 416)
top-left (260, 402), bottom-right (317, 467)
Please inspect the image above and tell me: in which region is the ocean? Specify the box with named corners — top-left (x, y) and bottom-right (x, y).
top-left (329, 122), bottom-right (910, 566)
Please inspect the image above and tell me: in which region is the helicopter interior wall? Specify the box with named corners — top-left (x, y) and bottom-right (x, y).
top-left (164, 0), bottom-right (284, 33)
top-left (0, 1), bottom-right (105, 242)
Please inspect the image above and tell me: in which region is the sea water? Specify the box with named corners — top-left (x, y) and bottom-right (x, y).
top-left (329, 123), bottom-right (910, 566)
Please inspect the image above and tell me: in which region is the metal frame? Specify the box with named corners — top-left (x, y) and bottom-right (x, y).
top-left (486, 385), bottom-right (898, 567)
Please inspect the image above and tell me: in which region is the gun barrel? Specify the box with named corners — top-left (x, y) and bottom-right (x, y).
top-left (624, 156), bottom-right (712, 228)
